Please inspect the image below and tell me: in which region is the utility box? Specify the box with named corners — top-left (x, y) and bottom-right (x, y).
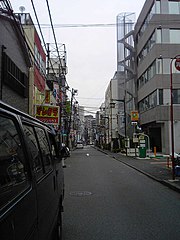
top-left (139, 136), bottom-right (147, 158)
top-left (139, 146), bottom-right (146, 158)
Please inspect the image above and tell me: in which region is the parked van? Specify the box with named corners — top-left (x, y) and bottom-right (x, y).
top-left (0, 101), bottom-right (64, 240)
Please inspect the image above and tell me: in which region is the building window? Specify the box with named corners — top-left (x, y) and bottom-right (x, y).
top-left (137, 60), bottom-right (157, 89)
top-left (170, 29), bottom-right (180, 43)
top-left (138, 90), bottom-right (158, 112)
top-left (137, 30), bottom-right (158, 64)
top-left (159, 89), bottom-right (163, 105)
top-left (138, 57), bottom-right (180, 90)
top-left (162, 59), bottom-right (171, 74)
top-left (155, 0), bottom-right (161, 13)
top-left (156, 28), bottom-right (162, 43)
top-left (169, 1), bottom-right (180, 14)
top-left (156, 58), bottom-right (162, 74)
top-left (2, 52), bottom-right (28, 97)
top-left (137, 1), bottom-right (161, 41)
top-left (138, 28), bottom-right (180, 65)
top-left (173, 89), bottom-right (180, 104)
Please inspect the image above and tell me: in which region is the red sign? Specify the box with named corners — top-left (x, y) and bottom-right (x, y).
top-left (175, 58), bottom-right (180, 71)
top-left (35, 105), bottom-right (59, 125)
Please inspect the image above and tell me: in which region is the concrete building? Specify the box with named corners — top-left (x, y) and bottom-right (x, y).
top-left (134, 0), bottom-right (180, 154)
top-left (18, 13), bottom-right (47, 116)
top-left (0, 4), bottom-right (31, 113)
top-left (102, 13), bottom-right (136, 150)
top-left (104, 73), bottom-right (120, 149)
top-left (77, 106), bottom-right (85, 141)
top-left (84, 115), bottom-right (95, 145)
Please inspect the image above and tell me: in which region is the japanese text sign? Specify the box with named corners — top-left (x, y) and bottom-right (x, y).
top-left (35, 105), bottom-right (59, 125)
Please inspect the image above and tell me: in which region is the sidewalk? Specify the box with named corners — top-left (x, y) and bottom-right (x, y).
top-left (96, 147), bottom-right (180, 193)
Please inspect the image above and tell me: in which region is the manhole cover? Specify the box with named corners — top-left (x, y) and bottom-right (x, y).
top-left (69, 191), bottom-right (92, 197)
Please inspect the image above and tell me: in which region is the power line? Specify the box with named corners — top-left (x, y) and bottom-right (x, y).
top-left (40, 23), bottom-right (116, 28)
top-left (30, 0), bottom-right (58, 82)
top-left (77, 97), bottom-right (103, 100)
top-left (30, 19), bottom-right (180, 29)
top-left (45, 0), bottom-right (63, 71)
top-left (30, 0), bottom-right (69, 88)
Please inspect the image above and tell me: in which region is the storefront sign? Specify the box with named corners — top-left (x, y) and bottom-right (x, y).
top-left (35, 105), bottom-right (59, 125)
top-left (131, 111), bottom-right (139, 122)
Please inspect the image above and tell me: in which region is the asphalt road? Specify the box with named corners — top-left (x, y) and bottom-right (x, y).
top-left (62, 146), bottom-right (180, 240)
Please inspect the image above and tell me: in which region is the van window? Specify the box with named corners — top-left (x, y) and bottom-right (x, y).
top-left (0, 115), bottom-right (30, 209)
top-left (22, 124), bottom-right (44, 180)
top-left (48, 132), bottom-right (58, 157)
top-left (34, 127), bottom-right (52, 173)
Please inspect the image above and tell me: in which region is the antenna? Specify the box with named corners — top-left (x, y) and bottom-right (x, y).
top-left (19, 6), bottom-right (25, 13)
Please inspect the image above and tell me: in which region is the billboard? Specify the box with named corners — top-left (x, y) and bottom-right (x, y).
top-left (35, 105), bottom-right (59, 125)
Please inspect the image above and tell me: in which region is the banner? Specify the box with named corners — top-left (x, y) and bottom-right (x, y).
top-left (45, 90), bottom-right (50, 104)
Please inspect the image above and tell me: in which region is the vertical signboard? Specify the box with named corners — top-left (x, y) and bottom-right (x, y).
top-left (131, 111), bottom-right (139, 122)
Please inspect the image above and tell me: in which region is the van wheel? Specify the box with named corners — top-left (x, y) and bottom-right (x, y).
top-left (55, 209), bottom-right (62, 240)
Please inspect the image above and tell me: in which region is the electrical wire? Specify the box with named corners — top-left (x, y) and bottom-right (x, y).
top-left (1, 1), bottom-right (64, 107)
top-left (29, 19), bottom-right (180, 29)
top-left (30, 0), bottom-right (58, 80)
top-left (40, 23), bottom-right (116, 28)
top-left (45, 0), bottom-right (70, 89)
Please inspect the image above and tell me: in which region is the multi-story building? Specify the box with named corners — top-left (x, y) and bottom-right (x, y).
top-left (101, 13), bottom-right (136, 151)
top-left (99, 1), bottom-right (180, 154)
top-left (18, 14), bottom-right (67, 137)
top-left (104, 73), bottom-right (119, 148)
top-left (0, 3), bottom-right (31, 112)
top-left (18, 13), bottom-right (47, 116)
top-left (77, 106), bottom-right (85, 141)
top-left (134, 0), bottom-right (180, 154)
top-left (84, 115), bottom-right (95, 145)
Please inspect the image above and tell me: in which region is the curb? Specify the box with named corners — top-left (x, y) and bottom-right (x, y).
top-left (95, 147), bottom-right (180, 194)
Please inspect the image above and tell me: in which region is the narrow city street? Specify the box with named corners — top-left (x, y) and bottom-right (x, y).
top-left (62, 146), bottom-right (180, 240)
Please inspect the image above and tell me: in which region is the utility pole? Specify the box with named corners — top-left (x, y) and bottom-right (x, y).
top-left (67, 88), bottom-right (78, 148)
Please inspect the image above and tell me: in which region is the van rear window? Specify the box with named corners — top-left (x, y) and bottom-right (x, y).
top-left (34, 127), bottom-right (52, 173)
top-left (0, 115), bottom-right (30, 209)
top-left (22, 124), bottom-right (44, 180)
top-left (23, 124), bottom-right (52, 179)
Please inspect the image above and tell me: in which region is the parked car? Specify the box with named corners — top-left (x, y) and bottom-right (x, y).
top-left (76, 141), bottom-right (84, 149)
top-left (0, 101), bottom-right (64, 240)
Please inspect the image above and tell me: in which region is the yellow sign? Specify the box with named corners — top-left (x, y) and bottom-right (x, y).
top-left (35, 105), bottom-right (59, 125)
top-left (45, 90), bottom-right (50, 104)
top-left (131, 111), bottom-right (139, 122)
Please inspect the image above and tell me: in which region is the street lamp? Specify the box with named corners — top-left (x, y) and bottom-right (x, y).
top-left (170, 55), bottom-right (180, 180)
top-left (67, 88), bottom-right (78, 148)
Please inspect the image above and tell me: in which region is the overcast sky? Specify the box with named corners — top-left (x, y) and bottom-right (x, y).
top-left (11, 0), bottom-right (145, 114)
